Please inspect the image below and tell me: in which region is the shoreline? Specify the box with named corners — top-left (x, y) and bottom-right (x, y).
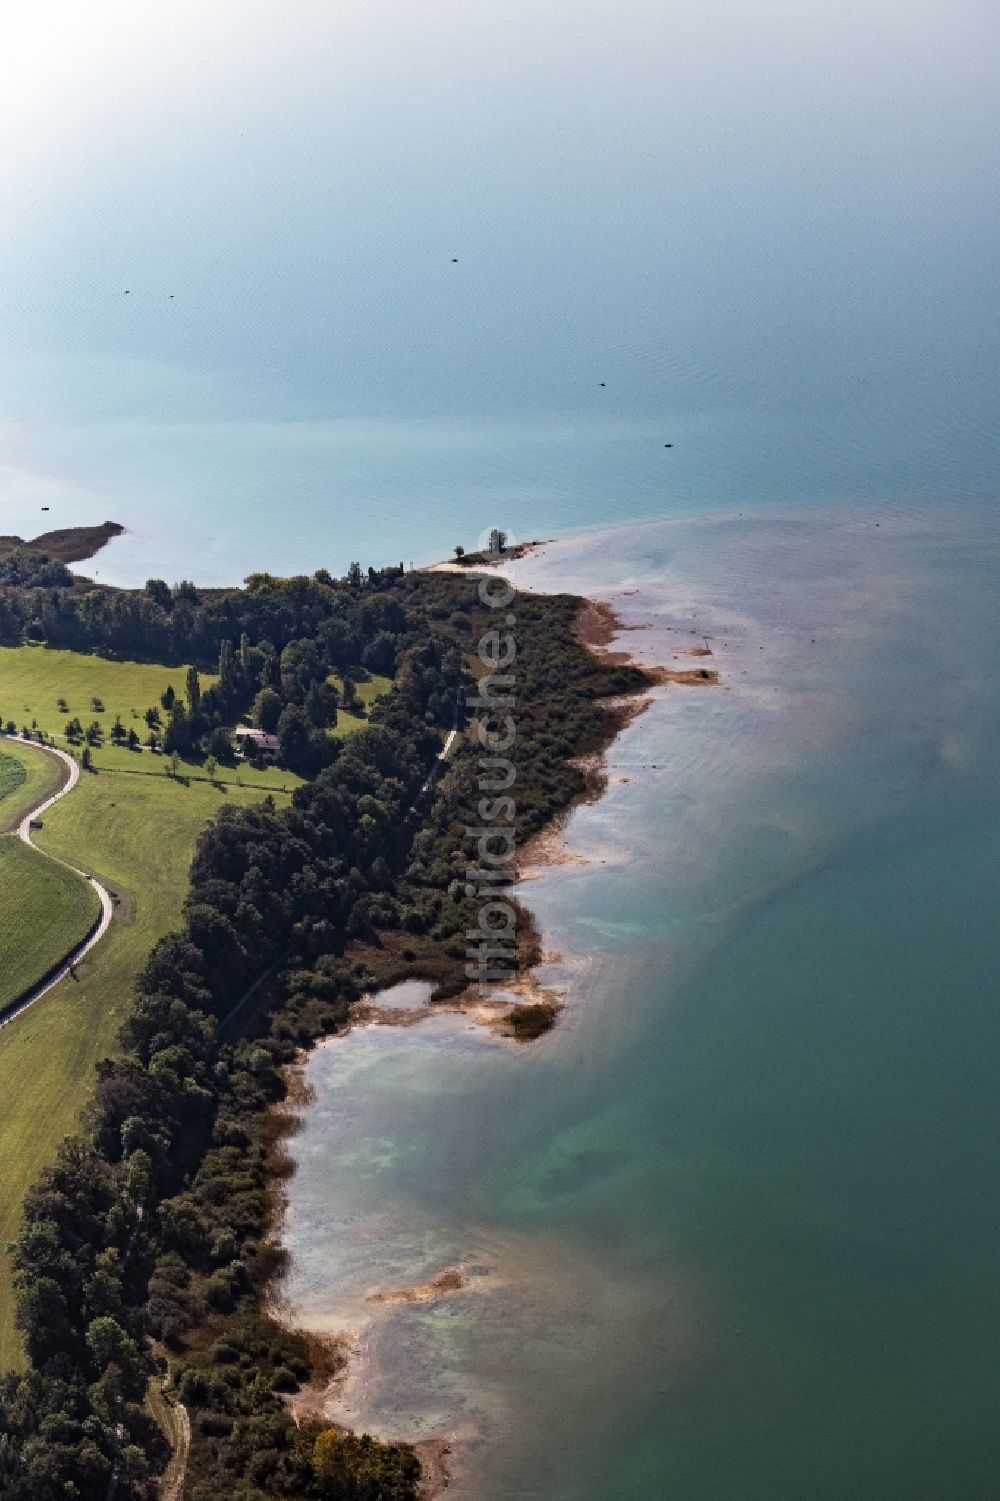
top-left (0, 520), bottom-right (125, 569)
top-left (263, 556), bottom-right (723, 1491)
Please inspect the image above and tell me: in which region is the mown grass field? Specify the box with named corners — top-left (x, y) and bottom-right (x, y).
top-left (0, 643), bottom-right (215, 743)
top-left (0, 751), bottom-right (25, 803)
top-left (0, 734), bottom-right (301, 1368)
top-left (0, 838), bottom-right (100, 1013)
top-left (0, 645), bottom-right (388, 744)
top-left (0, 741), bottom-right (66, 833)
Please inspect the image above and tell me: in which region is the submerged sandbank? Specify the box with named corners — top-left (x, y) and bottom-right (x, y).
top-left (266, 529), bottom-right (733, 1485)
top-left (271, 501), bottom-right (1000, 1498)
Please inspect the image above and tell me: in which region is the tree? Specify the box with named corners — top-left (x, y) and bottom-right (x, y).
top-left (144, 578), bottom-right (172, 611)
top-left (280, 638), bottom-right (325, 702)
top-left (185, 666), bottom-right (202, 717)
top-left (86, 720), bottom-right (102, 746)
top-left (276, 704), bottom-right (312, 770)
top-left (313, 1429), bottom-right (419, 1498)
top-left (85, 1316), bottom-right (143, 1396)
top-left (126, 727), bottom-right (140, 750)
top-left (361, 631), bottom-right (397, 674)
top-left (204, 755), bottom-right (218, 785)
top-left (304, 681), bottom-right (338, 728)
top-left (218, 638), bottom-right (237, 698)
top-left (260, 648), bottom-right (282, 691)
top-left (169, 750), bottom-right (180, 778)
top-left (453, 544), bottom-right (465, 558)
top-left (163, 702), bottom-right (192, 756)
top-left (144, 706), bottom-right (160, 729)
top-left (206, 725), bottom-right (233, 761)
top-left (253, 687), bottom-right (282, 733)
top-left (160, 684), bottom-right (176, 712)
top-left (81, 746), bottom-right (93, 772)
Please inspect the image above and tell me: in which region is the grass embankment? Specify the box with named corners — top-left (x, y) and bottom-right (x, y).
top-left (0, 643), bottom-right (215, 743)
top-left (0, 839), bottom-right (100, 1015)
top-left (0, 734), bottom-right (300, 1369)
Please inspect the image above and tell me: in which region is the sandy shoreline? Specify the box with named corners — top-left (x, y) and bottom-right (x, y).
top-left (265, 547), bottom-right (723, 1494)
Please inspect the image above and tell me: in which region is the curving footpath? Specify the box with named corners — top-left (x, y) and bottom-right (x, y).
top-left (0, 735), bottom-right (114, 1031)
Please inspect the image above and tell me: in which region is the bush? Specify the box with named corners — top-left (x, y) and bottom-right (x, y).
top-left (270, 1365), bottom-right (299, 1392)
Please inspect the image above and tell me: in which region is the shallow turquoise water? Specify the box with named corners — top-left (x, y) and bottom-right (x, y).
top-left (280, 502), bottom-right (1000, 1498)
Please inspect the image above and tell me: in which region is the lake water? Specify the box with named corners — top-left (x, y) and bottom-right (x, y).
top-left (278, 501), bottom-right (1000, 1499)
top-left (4, 4), bottom-right (999, 1493)
top-left (2, 0), bottom-right (998, 585)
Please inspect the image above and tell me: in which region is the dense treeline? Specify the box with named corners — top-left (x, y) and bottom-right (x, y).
top-left (159, 587), bottom-right (419, 774)
top-left (0, 561), bottom-right (648, 1499)
top-left (394, 580), bottom-right (646, 977)
top-left (0, 560), bottom-right (407, 664)
top-left (0, 557), bottom-right (442, 775)
top-left (0, 648), bottom-right (453, 1498)
top-left (0, 547), bottom-right (74, 591)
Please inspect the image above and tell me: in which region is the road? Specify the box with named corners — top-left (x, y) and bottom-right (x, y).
top-left (0, 735), bottom-right (114, 1031)
top-left (406, 713), bottom-right (461, 818)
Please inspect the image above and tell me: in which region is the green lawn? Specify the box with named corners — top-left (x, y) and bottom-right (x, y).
top-left (0, 741), bottom-right (66, 833)
top-left (0, 736), bottom-right (300, 1369)
top-left (0, 752), bottom-right (25, 803)
top-left (328, 672), bottom-right (391, 736)
top-left (0, 643), bottom-right (215, 744)
top-left (0, 839), bottom-right (100, 1013)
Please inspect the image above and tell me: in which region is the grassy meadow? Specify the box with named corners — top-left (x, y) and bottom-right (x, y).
top-left (0, 741), bottom-right (66, 833)
top-left (329, 671), bottom-right (391, 735)
top-left (0, 839), bottom-right (100, 1013)
top-left (0, 645), bottom-right (388, 744)
top-left (0, 643), bottom-right (215, 744)
top-left (0, 703), bottom-right (301, 1367)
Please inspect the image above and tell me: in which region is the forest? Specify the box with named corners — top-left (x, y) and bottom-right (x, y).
top-left (0, 549), bottom-right (648, 1499)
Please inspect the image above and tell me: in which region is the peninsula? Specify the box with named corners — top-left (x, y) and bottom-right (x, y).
top-left (0, 535), bottom-right (656, 1500)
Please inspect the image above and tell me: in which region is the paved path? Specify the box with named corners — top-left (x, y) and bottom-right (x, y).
top-left (0, 735), bottom-right (114, 1031)
top-left (406, 710), bottom-right (461, 818)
